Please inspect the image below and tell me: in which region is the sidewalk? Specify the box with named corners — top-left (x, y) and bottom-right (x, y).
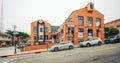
top-left (0, 47), bottom-right (48, 58)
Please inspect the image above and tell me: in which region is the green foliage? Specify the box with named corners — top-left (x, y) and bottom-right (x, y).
top-left (105, 27), bottom-right (119, 38)
top-left (6, 30), bottom-right (14, 36)
top-left (6, 30), bottom-right (29, 38)
top-left (18, 32), bottom-right (29, 38)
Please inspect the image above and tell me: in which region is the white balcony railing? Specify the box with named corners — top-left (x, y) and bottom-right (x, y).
top-left (0, 37), bottom-right (12, 41)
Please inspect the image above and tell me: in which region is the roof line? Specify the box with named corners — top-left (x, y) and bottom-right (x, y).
top-left (105, 18), bottom-right (120, 24)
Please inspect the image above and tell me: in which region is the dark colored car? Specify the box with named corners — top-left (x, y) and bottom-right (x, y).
top-left (105, 35), bottom-right (120, 44)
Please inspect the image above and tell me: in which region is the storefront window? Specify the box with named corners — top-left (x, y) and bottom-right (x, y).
top-left (78, 28), bottom-right (84, 38)
top-left (40, 35), bottom-right (43, 39)
top-left (34, 35), bottom-right (37, 40)
top-left (45, 35), bottom-right (48, 40)
top-left (88, 29), bottom-right (93, 38)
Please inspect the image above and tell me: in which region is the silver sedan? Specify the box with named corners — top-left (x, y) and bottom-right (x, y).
top-left (50, 41), bottom-right (74, 52)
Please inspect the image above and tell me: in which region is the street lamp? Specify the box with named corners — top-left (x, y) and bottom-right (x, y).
top-left (13, 25), bottom-right (19, 54)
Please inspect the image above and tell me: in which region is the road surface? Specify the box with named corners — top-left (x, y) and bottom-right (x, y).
top-left (0, 43), bottom-right (120, 63)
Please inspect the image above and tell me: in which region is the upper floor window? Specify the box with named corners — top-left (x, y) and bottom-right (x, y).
top-left (40, 28), bottom-right (43, 32)
top-left (90, 4), bottom-right (94, 9)
top-left (96, 18), bottom-right (101, 27)
top-left (34, 27), bottom-right (37, 32)
top-left (45, 27), bottom-right (48, 32)
top-left (78, 16), bottom-right (84, 26)
top-left (88, 17), bottom-right (93, 26)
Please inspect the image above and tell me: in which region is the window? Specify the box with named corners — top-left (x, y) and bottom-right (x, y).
top-left (88, 29), bottom-right (93, 38)
top-left (78, 28), bottom-right (84, 38)
top-left (34, 27), bottom-right (37, 32)
top-left (34, 35), bottom-right (37, 40)
top-left (68, 27), bottom-right (74, 36)
top-left (96, 18), bottom-right (101, 27)
top-left (40, 35), bottom-right (43, 40)
top-left (61, 29), bottom-right (64, 38)
top-left (45, 27), bottom-right (48, 32)
top-left (45, 35), bottom-right (48, 40)
top-left (88, 17), bottom-right (93, 26)
top-left (78, 16), bottom-right (84, 25)
top-left (40, 28), bottom-right (43, 32)
top-left (90, 4), bottom-right (94, 9)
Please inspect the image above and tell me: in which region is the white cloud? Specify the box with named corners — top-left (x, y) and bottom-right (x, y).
top-left (0, 0), bottom-right (120, 34)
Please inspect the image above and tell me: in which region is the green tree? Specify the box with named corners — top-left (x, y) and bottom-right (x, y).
top-left (18, 32), bottom-right (29, 38)
top-left (105, 27), bottom-right (119, 38)
top-left (6, 30), bottom-right (14, 36)
top-left (6, 30), bottom-right (29, 38)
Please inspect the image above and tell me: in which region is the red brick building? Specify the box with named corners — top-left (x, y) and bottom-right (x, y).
top-left (105, 19), bottom-right (120, 34)
top-left (57, 2), bottom-right (104, 45)
top-left (31, 2), bottom-right (105, 45)
top-left (31, 20), bottom-right (59, 45)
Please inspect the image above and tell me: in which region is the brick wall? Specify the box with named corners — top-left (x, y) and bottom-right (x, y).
top-left (25, 44), bottom-right (55, 51)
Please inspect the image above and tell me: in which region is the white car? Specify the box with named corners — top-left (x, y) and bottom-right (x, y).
top-left (50, 41), bottom-right (74, 52)
top-left (79, 38), bottom-right (102, 47)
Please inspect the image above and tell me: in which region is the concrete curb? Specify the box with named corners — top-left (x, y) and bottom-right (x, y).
top-left (0, 50), bottom-right (48, 58)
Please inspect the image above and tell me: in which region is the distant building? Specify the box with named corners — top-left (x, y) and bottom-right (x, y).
top-left (31, 20), bottom-right (59, 45)
top-left (105, 19), bottom-right (120, 34)
top-left (0, 32), bottom-right (12, 47)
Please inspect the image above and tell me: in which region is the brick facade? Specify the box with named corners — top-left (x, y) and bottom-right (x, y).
top-left (105, 19), bottom-right (120, 34)
top-left (57, 2), bottom-right (104, 45)
top-left (31, 2), bottom-right (105, 45)
top-left (31, 20), bottom-right (52, 45)
top-left (31, 20), bottom-right (59, 45)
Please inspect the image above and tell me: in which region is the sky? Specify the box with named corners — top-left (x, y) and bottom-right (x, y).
top-left (0, 0), bottom-right (120, 34)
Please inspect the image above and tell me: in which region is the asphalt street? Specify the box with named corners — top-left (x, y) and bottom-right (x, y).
top-left (0, 43), bottom-right (120, 63)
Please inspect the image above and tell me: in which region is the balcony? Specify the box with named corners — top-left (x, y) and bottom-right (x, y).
top-left (0, 37), bottom-right (12, 41)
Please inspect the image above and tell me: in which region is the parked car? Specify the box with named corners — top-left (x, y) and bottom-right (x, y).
top-left (105, 35), bottom-right (120, 44)
top-left (79, 38), bottom-right (102, 47)
top-left (50, 41), bottom-right (74, 52)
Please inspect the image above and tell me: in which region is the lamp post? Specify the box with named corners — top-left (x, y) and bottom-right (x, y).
top-left (13, 25), bottom-right (19, 54)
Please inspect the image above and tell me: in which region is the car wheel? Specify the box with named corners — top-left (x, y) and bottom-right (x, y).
top-left (69, 45), bottom-right (73, 49)
top-left (98, 41), bottom-right (102, 46)
top-left (86, 43), bottom-right (90, 47)
top-left (54, 47), bottom-right (59, 52)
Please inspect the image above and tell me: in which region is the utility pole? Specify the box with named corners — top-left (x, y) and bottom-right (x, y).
top-left (0, 0), bottom-right (3, 32)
